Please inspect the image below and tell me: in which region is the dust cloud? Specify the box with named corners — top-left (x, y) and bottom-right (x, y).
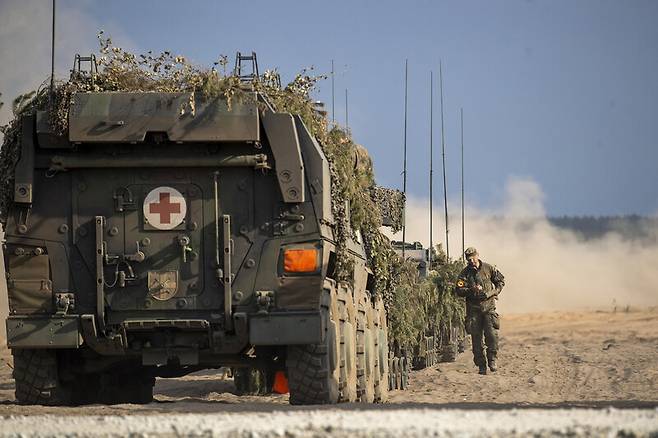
top-left (387, 177), bottom-right (658, 314)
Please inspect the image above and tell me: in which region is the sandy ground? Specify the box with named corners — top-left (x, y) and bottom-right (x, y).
top-left (0, 309), bottom-right (657, 435)
top-left (389, 307), bottom-right (658, 406)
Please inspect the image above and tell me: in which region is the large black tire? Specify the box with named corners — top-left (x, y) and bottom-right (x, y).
top-left (400, 356), bottom-right (409, 390)
top-left (286, 286), bottom-right (341, 405)
top-left (440, 325), bottom-right (458, 363)
top-left (458, 337), bottom-right (466, 353)
top-left (355, 289), bottom-right (375, 403)
top-left (388, 357), bottom-right (395, 390)
top-left (233, 367), bottom-right (274, 396)
top-left (373, 295), bottom-right (389, 403)
top-left (392, 357), bottom-right (401, 389)
top-left (13, 349), bottom-right (76, 406)
top-left (99, 369), bottom-right (155, 404)
top-left (338, 283), bottom-right (358, 402)
top-left (440, 343), bottom-right (458, 363)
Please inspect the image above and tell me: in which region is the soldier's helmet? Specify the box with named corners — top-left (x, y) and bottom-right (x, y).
top-left (464, 247), bottom-right (478, 257)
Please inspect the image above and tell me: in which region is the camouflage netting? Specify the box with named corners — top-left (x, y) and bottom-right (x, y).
top-left (370, 186), bottom-right (405, 231)
top-left (427, 247), bottom-right (466, 344)
top-left (0, 33), bottom-right (463, 355)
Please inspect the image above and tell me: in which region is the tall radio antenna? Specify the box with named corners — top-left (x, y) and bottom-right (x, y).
top-left (429, 71), bottom-right (434, 268)
top-left (49, 0), bottom-right (56, 107)
top-left (439, 60), bottom-right (450, 262)
top-left (345, 88), bottom-right (349, 132)
top-left (402, 59), bottom-right (408, 259)
top-left (461, 108), bottom-right (465, 262)
top-left (331, 59), bottom-right (335, 124)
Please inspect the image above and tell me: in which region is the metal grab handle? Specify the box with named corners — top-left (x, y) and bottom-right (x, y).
top-left (223, 215), bottom-right (232, 331)
top-left (178, 235), bottom-right (193, 263)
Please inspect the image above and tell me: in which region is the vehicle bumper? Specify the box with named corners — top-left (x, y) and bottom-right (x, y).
top-left (249, 311), bottom-right (323, 346)
top-left (6, 316), bottom-right (82, 349)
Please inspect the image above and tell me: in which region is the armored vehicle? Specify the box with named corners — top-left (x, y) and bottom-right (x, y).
top-left (391, 240), bottom-right (465, 367)
top-left (2, 53), bottom-right (395, 405)
top-left (392, 240), bottom-right (430, 277)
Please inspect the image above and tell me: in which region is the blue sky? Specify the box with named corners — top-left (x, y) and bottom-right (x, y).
top-left (1, 0), bottom-right (657, 215)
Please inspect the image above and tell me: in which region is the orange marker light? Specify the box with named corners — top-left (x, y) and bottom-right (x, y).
top-left (273, 371), bottom-right (289, 394)
top-left (283, 248), bottom-right (319, 273)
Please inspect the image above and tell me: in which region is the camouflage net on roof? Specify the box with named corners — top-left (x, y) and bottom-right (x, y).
top-left (0, 33), bottom-right (464, 354)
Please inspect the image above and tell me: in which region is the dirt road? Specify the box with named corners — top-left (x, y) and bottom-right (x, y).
top-left (0, 309), bottom-right (656, 421)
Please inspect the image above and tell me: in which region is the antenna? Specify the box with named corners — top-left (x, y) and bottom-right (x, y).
top-left (439, 60), bottom-right (450, 262)
top-left (429, 71), bottom-right (434, 269)
top-left (402, 59), bottom-right (408, 259)
top-left (461, 108), bottom-right (465, 262)
top-left (345, 88), bottom-right (349, 132)
top-left (49, 0), bottom-right (56, 107)
top-left (331, 59), bottom-right (335, 124)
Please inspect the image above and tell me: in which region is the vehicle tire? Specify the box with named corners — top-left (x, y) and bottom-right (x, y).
top-left (234, 367), bottom-right (271, 396)
top-left (392, 357), bottom-right (401, 390)
top-left (400, 357), bottom-right (409, 390)
top-left (99, 369), bottom-right (154, 404)
top-left (388, 357), bottom-right (395, 390)
top-left (425, 337), bottom-right (433, 367)
top-left (414, 355), bottom-right (426, 370)
top-left (441, 343), bottom-right (458, 363)
top-left (72, 372), bottom-right (102, 405)
top-left (457, 338), bottom-right (466, 353)
top-left (127, 373), bottom-right (155, 404)
top-left (355, 289), bottom-right (375, 403)
top-left (12, 349), bottom-right (74, 406)
top-left (286, 285), bottom-right (341, 405)
top-left (263, 367), bottom-right (276, 394)
top-left (338, 283), bottom-right (358, 402)
top-left (373, 295), bottom-right (389, 403)
top-left (233, 367), bottom-right (248, 395)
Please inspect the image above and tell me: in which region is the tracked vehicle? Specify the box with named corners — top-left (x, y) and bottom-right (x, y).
top-left (3, 53), bottom-right (399, 405)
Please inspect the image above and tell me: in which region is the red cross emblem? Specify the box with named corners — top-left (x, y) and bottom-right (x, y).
top-left (143, 187), bottom-right (187, 230)
top-left (149, 192), bottom-right (181, 224)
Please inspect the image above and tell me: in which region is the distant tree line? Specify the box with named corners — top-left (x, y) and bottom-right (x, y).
top-left (548, 215), bottom-right (658, 242)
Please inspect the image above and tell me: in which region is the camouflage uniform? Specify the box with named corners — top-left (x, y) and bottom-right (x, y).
top-left (455, 258), bottom-right (505, 371)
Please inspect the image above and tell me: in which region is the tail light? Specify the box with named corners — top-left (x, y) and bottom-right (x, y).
top-left (283, 248), bottom-right (319, 273)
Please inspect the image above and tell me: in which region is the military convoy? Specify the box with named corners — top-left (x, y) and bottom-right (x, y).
top-left (1, 52), bottom-right (458, 406)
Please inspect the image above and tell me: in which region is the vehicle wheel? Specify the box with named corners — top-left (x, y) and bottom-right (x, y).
top-left (355, 289), bottom-right (375, 403)
top-left (286, 285), bottom-right (341, 405)
top-left (234, 367), bottom-right (271, 395)
top-left (388, 357), bottom-right (395, 390)
top-left (99, 369), bottom-right (154, 404)
top-left (400, 357), bottom-right (409, 390)
top-left (338, 283), bottom-right (358, 402)
top-left (12, 349), bottom-right (74, 406)
top-left (72, 372), bottom-right (102, 405)
top-left (425, 337), bottom-right (433, 367)
top-left (233, 367), bottom-right (248, 394)
top-left (457, 338), bottom-right (466, 353)
top-left (392, 357), bottom-right (401, 390)
top-left (441, 343), bottom-right (458, 363)
top-left (127, 373), bottom-right (155, 404)
top-left (373, 295), bottom-right (389, 403)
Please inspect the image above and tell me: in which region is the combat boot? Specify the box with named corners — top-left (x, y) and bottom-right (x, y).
top-left (488, 359), bottom-right (497, 372)
top-left (478, 364), bottom-right (487, 375)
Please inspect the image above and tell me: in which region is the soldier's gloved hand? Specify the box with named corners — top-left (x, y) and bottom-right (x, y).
top-left (475, 290), bottom-right (489, 301)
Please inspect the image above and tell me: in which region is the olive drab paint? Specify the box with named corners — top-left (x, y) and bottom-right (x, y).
top-left (1, 53), bottom-right (404, 405)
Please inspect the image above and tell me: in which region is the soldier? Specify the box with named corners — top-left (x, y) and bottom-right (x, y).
top-left (454, 247), bottom-right (505, 375)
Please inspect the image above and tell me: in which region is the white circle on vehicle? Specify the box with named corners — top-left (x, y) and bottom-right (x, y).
top-left (143, 186), bottom-right (187, 230)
